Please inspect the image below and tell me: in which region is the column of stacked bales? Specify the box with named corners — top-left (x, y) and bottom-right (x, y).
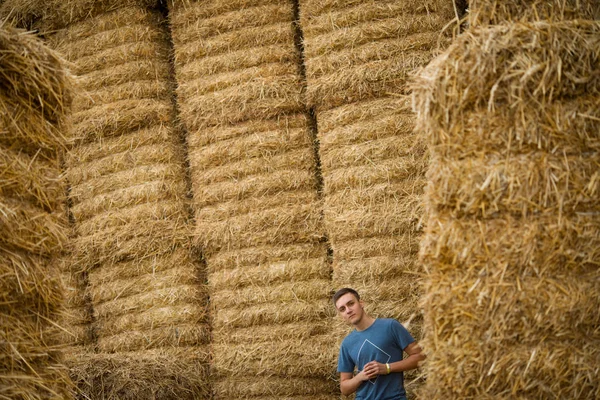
top-left (414, 2), bottom-right (600, 397)
top-left (0, 27), bottom-right (73, 399)
top-left (168, 0), bottom-right (336, 398)
top-left (40, 1), bottom-right (211, 398)
top-left (298, 0), bottom-right (455, 377)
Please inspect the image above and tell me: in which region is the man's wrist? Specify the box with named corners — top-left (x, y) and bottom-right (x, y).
top-left (386, 363), bottom-right (391, 375)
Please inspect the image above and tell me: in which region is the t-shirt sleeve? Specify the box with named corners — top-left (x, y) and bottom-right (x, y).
top-left (390, 319), bottom-right (415, 351)
top-left (337, 340), bottom-right (355, 373)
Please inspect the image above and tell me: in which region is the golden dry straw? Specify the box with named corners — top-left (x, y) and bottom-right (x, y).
top-left (299, 0), bottom-right (454, 328)
top-left (0, 26), bottom-right (73, 399)
top-left (468, 0), bottom-right (600, 26)
top-left (169, 0), bottom-right (335, 397)
top-left (67, 349), bottom-right (211, 400)
top-left (39, 4), bottom-right (211, 399)
top-left (413, 20), bottom-right (600, 399)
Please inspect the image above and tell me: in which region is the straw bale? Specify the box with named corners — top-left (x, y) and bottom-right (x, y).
top-left (0, 26), bottom-right (72, 154)
top-left (85, 248), bottom-right (192, 283)
top-left (71, 203), bottom-right (190, 265)
top-left (0, 143), bottom-right (63, 210)
top-left (301, 0), bottom-right (454, 110)
top-left (179, 62), bottom-right (298, 97)
top-left (65, 125), bottom-right (174, 165)
top-left (213, 321), bottom-right (331, 344)
top-left (196, 201), bottom-right (321, 253)
top-left (73, 59), bottom-right (171, 94)
top-left (97, 323), bottom-right (210, 353)
top-left (169, 0), bottom-right (283, 23)
top-left (413, 20), bottom-right (600, 399)
top-left (468, 0), bottom-right (600, 26)
top-left (212, 279), bottom-right (330, 308)
top-left (334, 235), bottom-right (420, 260)
top-left (68, 348), bottom-right (211, 400)
top-left (70, 40), bottom-right (170, 77)
top-left (173, 21), bottom-right (295, 66)
top-left (179, 43), bottom-right (296, 78)
top-left (213, 300), bottom-right (332, 329)
top-left (179, 78), bottom-right (304, 128)
top-left (70, 98), bottom-right (172, 144)
top-left (66, 140), bottom-right (182, 187)
top-left (302, 0), bottom-right (450, 37)
top-left (421, 212), bottom-right (600, 275)
top-left (89, 263), bottom-right (200, 304)
top-left (193, 169), bottom-right (314, 210)
top-left (299, 0), bottom-right (448, 19)
top-left (190, 145), bottom-right (313, 187)
top-left (69, 171), bottom-right (186, 221)
top-left (208, 242), bottom-right (325, 273)
top-left (170, 1), bottom-right (292, 45)
top-left (212, 335), bottom-right (336, 377)
top-left (426, 94), bottom-right (600, 158)
top-left (189, 119), bottom-right (312, 168)
top-left (427, 152), bottom-right (600, 218)
top-left (95, 303), bottom-right (207, 339)
top-left (188, 113), bottom-right (308, 147)
top-left (0, 198), bottom-right (66, 255)
top-left (209, 255), bottom-right (328, 290)
top-left (71, 79), bottom-right (171, 113)
top-left (39, 0), bottom-right (161, 30)
top-left (0, 0), bottom-right (43, 28)
top-left (213, 376), bottom-right (337, 398)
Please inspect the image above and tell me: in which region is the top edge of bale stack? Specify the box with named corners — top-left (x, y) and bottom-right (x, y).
top-left (467, 0), bottom-right (600, 26)
top-left (0, 0), bottom-right (163, 30)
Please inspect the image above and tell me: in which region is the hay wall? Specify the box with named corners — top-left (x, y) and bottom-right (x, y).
top-left (168, 0), bottom-right (336, 398)
top-left (467, 0), bottom-right (600, 26)
top-left (0, 26), bottom-right (73, 399)
top-left (298, 1), bottom-right (456, 391)
top-left (414, 20), bottom-right (600, 399)
top-left (42, 3), bottom-right (211, 398)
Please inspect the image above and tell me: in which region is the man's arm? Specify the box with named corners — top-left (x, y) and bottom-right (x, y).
top-left (365, 342), bottom-right (426, 376)
top-left (339, 369), bottom-right (373, 396)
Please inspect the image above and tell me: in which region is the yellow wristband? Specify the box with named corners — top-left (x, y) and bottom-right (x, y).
top-left (386, 363), bottom-right (391, 375)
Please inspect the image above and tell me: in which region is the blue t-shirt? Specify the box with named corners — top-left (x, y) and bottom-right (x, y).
top-left (337, 318), bottom-right (415, 400)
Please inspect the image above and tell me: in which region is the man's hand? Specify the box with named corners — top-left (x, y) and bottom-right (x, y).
top-left (361, 361), bottom-right (386, 379)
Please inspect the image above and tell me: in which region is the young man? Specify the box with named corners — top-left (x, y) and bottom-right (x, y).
top-left (333, 288), bottom-right (425, 399)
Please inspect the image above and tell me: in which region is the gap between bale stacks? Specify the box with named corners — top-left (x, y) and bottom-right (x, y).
top-left (298, 0), bottom-right (457, 395)
top-left (33, 2), bottom-right (212, 398)
top-left (0, 26), bottom-right (74, 399)
top-left (168, 0), bottom-right (336, 398)
top-left (413, 20), bottom-right (600, 399)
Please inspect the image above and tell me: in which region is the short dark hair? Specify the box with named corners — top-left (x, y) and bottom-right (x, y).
top-left (332, 287), bottom-right (360, 306)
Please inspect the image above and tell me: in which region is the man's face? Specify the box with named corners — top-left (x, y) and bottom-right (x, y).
top-left (335, 293), bottom-right (363, 325)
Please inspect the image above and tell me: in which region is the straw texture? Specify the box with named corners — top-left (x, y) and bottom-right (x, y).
top-left (0, 26), bottom-right (74, 399)
top-left (413, 20), bottom-right (600, 399)
top-left (299, 4), bottom-right (455, 394)
top-left (468, 0), bottom-right (600, 26)
top-left (169, 0), bottom-right (336, 397)
top-left (42, 4), bottom-right (210, 398)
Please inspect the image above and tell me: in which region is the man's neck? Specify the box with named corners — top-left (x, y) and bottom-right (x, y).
top-left (354, 314), bottom-right (375, 331)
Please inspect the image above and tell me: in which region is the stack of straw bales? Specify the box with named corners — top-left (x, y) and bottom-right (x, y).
top-left (168, 0), bottom-right (336, 398)
top-left (298, 0), bottom-right (455, 337)
top-left (414, 8), bottom-right (600, 398)
top-left (37, 1), bottom-right (211, 398)
top-left (0, 26), bottom-right (73, 399)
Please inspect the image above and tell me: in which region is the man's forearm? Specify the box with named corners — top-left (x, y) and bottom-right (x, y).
top-left (390, 352), bottom-right (425, 373)
top-left (340, 374), bottom-right (364, 396)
